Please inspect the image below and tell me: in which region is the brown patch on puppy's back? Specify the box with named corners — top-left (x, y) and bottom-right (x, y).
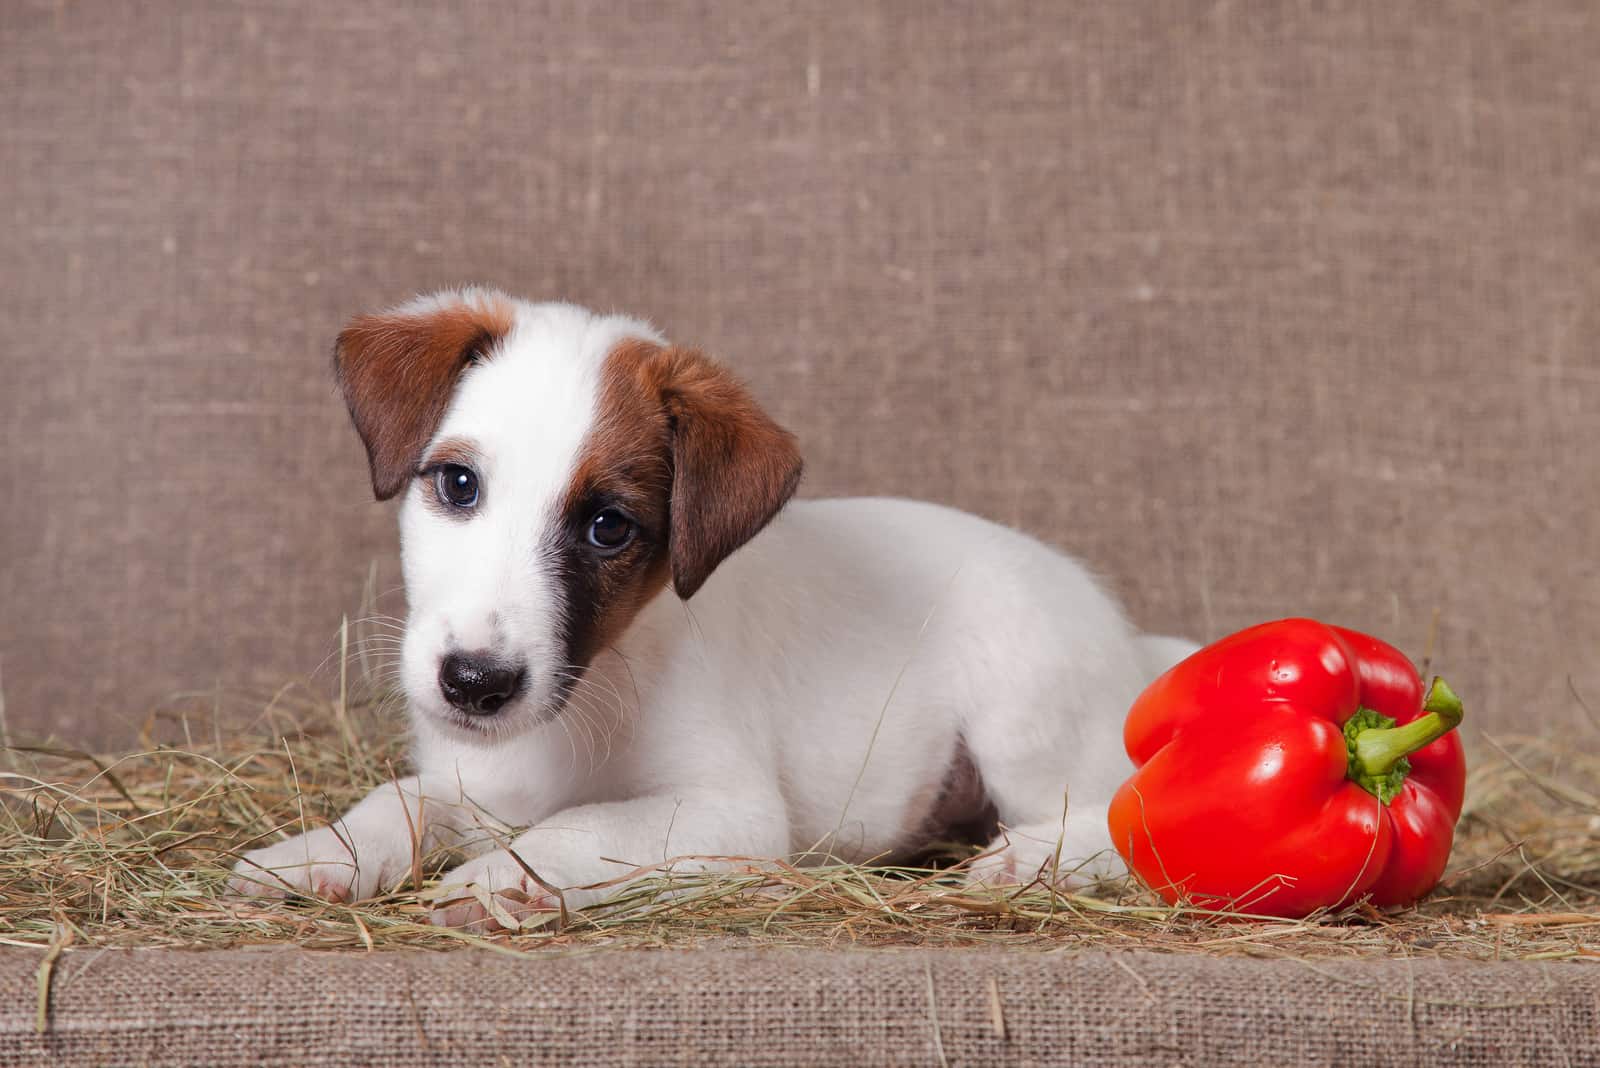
top-left (925, 738), bottom-right (1000, 847)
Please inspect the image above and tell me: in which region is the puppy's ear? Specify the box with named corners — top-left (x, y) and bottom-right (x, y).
top-left (648, 347), bottom-right (803, 599)
top-left (333, 290), bottom-right (514, 499)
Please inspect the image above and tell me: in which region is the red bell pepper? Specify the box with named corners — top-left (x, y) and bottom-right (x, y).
top-left (1107, 618), bottom-right (1466, 918)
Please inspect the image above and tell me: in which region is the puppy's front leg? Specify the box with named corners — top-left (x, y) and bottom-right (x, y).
top-left (228, 775), bottom-right (510, 902)
top-left (429, 791), bottom-right (789, 929)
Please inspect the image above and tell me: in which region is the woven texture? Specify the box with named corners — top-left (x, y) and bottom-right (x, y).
top-left (2, 1), bottom-right (1598, 743)
top-left (0, 947), bottom-right (1595, 1066)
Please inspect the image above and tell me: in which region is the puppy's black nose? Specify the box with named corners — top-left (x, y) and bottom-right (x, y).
top-left (438, 653), bottom-right (526, 715)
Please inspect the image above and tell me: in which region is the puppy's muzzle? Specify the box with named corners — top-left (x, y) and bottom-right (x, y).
top-left (439, 652), bottom-right (527, 715)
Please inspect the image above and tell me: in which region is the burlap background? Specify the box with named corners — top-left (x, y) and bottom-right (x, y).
top-left (0, 947), bottom-right (1594, 1066)
top-left (1, 1), bottom-right (1596, 745)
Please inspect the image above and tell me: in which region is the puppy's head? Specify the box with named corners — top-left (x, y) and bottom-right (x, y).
top-left (334, 288), bottom-right (802, 734)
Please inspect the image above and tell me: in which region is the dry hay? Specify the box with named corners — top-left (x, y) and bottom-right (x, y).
top-left (2, 674), bottom-right (1597, 965)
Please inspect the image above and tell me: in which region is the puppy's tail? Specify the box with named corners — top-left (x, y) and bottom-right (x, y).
top-left (1134, 634), bottom-right (1200, 686)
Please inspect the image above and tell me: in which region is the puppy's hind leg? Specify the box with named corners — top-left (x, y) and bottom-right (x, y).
top-left (955, 641), bottom-right (1145, 891)
top-left (965, 805), bottom-right (1127, 891)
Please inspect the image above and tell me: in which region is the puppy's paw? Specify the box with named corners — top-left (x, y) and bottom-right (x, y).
top-left (427, 849), bottom-right (566, 931)
top-left (964, 844), bottom-right (1124, 892)
top-left (229, 824), bottom-right (406, 903)
top-left (965, 816), bottom-right (1128, 892)
top-left (964, 844), bottom-right (1030, 889)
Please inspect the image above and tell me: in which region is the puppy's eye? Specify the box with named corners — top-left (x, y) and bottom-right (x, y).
top-left (587, 508), bottom-right (635, 551)
top-left (435, 465), bottom-right (480, 509)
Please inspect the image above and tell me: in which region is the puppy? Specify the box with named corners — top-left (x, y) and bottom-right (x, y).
top-left (230, 288), bottom-right (1196, 927)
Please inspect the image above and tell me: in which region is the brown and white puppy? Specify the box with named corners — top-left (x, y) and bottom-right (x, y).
top-left (231, 288), bottom-right (1195, 927)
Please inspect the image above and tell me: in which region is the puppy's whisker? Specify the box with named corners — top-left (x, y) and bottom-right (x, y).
top-left (557, 690), bottom-right (623, 775)
top-left (347, 624), bottom-right (407, 637)
top-left (560, 709), bottom-right (592, 777)
top-left (345, 641), bottom-right (407, 653)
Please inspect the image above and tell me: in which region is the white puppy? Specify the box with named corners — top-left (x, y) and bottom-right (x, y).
top-left (230, 288), bottom-right (1195, 927)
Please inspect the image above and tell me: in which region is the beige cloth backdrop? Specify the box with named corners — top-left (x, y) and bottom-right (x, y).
top-left (1, 1), bottom-right (1596, 746)
top-left (2, 946), bottom-right (1597, 1066)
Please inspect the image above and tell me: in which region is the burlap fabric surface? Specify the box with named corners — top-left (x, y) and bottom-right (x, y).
top-left (0, 948), bottom-right (1594, 1066)
top-left (3, 1), bottom-right (1597, 746)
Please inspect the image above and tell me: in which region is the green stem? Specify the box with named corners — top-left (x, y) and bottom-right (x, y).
top-left (1352, 678), bottom-right (1464, 777)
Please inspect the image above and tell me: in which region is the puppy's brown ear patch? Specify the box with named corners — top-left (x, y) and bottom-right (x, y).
top-left (334, 292), bottom-right (514, 499)
top-left (646, 346), bottom-right (803, 599)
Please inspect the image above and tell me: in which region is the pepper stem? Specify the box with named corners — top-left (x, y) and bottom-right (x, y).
top-left (1352, 677), bottom-right (1464, 779)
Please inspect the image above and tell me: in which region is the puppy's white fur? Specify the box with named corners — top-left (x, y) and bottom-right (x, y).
top-left (231, 290), bottom-right (1194, 926)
